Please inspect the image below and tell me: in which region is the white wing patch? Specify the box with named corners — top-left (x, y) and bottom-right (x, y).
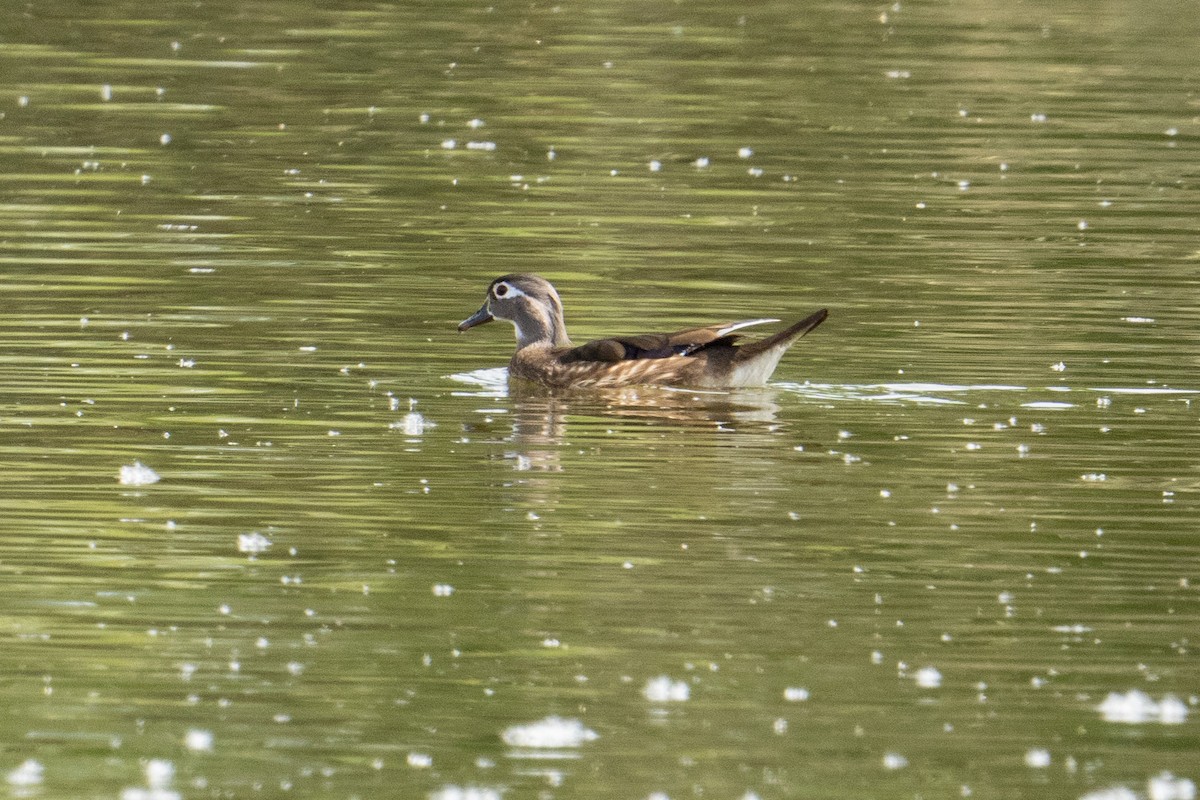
top-left (716, 318), bottom-right (779, 337)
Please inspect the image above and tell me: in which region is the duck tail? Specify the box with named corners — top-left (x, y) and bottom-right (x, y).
top-left (735, 308), bottom-right (828, 360)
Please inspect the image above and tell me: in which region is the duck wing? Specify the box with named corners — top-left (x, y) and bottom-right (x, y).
top-left (560, 319), bottom-right (780, 363)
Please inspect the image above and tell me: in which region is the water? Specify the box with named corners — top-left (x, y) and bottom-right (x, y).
top-left (2, 1), bottom-right (1198, 798)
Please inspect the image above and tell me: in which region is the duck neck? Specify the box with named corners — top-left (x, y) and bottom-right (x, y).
top-left (515, 302), bottom-right (571, 350)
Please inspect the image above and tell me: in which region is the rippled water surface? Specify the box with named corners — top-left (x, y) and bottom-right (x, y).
top-left (2, 1), bottom-right (1198, 798)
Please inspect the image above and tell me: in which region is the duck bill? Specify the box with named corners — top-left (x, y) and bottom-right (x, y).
top-left (458, 305), bottom-right (494, 332)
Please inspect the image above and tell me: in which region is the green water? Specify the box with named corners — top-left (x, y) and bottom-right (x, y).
top-left (2, 1), bottom-right (1198, 797)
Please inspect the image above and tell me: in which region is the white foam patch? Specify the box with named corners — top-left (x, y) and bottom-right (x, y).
top-left (914, 666), bottom-right (943, 688)
top-left (120, 758), bottom-right (180, 800)
top-left (880, 382), bottom-right (1027, 393)
top-left (237, 532), bottom-right (272, 554)
top-left (643, 675), bottom-right (690, 702)
top-left (1148, 772), bottom-right (1196, 800)
top-left (1080, 788), bottom-right (1141, 800)
top-left (448, 367), bottom-right (509, 398)
top-left (394, 412), bottom-right (435, 436)
top-left (119, 461), bottom-right (160, 486)
top-left (6, 759), bottom-right (44, 787)
top-left (500, 716), bottom-right (598, 748)
top-left (1090, 387), bottom-right (1199, 395)
top-left (429, 787), bottom-right (503, 800)
top-left (1097, 690), bottom-right (1188, 724)
top-left (184, 729), bottom-right (213, 752)
top-left (145, 759), bottom-right (174, 789)
top-left (781, 382), bottom-right (1200, 406)
top-left (781, 382), bottom-right (976, 405)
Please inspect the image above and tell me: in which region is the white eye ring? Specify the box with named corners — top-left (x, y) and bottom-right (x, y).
top-left (494, 282), bottom-right (510, 298)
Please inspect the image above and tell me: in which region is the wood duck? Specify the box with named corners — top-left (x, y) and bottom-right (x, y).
top-left (458, 274), bottom-right (827, 389)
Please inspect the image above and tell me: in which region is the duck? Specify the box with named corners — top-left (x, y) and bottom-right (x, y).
top-left (457, 273), bottom-right (827, 389)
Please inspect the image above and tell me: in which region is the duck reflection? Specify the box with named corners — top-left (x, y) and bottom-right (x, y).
top-left (511, 380), bottom-right (783, 428)
top-left (451, 368), bottom-right (803, 477)
top-left (500, 381), bottom-right (790, 471)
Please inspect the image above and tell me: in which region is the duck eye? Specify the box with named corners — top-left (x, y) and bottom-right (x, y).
top-left (494, 283), bottom-right (509, 297)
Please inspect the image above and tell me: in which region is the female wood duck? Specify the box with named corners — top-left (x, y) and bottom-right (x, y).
top-left (458, 274), bottom-right (827, 389)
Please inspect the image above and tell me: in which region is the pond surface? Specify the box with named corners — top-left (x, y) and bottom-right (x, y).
top-left (2, 1), bottom-right (1198, 798)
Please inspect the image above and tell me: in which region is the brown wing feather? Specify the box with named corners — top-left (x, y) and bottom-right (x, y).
top-left (560, 320), bottom-right (784, 364)
top-left (662, 324), bottom-right (736, 351)
top-left (559, 324), bottom-right (738, 363)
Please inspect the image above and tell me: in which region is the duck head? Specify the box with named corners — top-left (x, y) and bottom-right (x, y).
top-left (458, 273), bottom-right (571, 349)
